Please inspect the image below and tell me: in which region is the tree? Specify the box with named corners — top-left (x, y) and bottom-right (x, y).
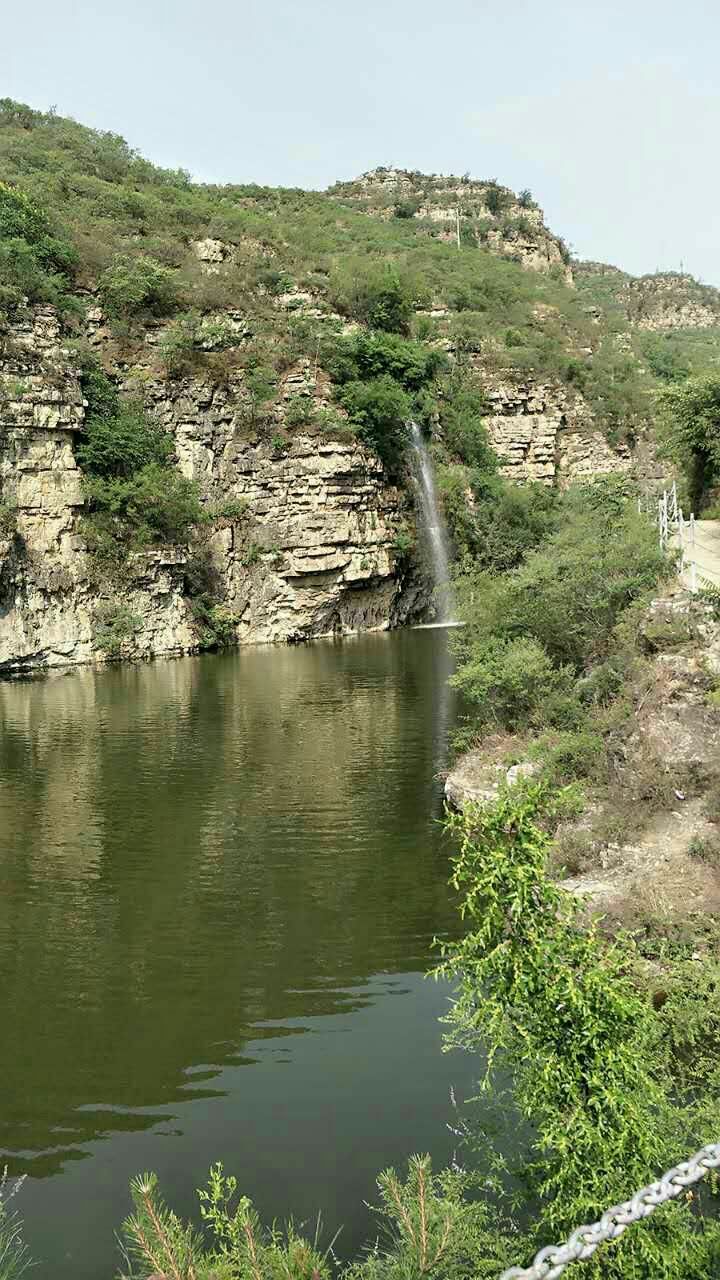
top-left (436, 783), bottom-right (720, 1278)
top-left (659, 373), bottom-right (720, 509)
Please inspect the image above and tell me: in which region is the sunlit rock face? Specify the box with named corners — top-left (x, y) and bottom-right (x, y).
top-left (0, 306), bottom-right (421, 672)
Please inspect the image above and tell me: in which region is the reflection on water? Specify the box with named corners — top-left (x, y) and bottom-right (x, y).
top-left (0, 629), bottom-right (474, 1278)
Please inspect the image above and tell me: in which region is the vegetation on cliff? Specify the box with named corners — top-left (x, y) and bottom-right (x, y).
top-left (3, 95), bottom-right (719, 479)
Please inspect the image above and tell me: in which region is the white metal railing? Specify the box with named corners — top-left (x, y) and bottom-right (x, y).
top-left (639, 482), bottom-right (720, 594)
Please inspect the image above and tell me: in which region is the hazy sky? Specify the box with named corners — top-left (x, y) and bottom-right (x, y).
top-left (4, 0), bottom-right (719, 282)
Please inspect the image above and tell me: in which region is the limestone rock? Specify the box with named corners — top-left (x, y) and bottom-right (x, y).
top-left (0, 304), bottom-right (423, 673)
top-left (477, 372), bottom-right (632, 487)
top-left (444, 752), bottom-right (537, 810)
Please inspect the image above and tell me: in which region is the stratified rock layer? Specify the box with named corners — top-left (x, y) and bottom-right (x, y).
top-left (0, 306), bottom-right (418, 671)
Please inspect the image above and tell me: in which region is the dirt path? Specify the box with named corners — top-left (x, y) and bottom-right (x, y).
top-left (677, 519), bottom-right (720, 591)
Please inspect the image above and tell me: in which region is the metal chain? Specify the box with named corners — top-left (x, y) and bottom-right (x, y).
top-left (499, 1142), bottom-right (720, 1280)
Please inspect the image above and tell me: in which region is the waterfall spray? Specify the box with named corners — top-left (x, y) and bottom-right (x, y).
top-left (408, 422), bottom-right (455, 623)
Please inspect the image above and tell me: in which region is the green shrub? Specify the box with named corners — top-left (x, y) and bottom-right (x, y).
top-left (92, 603), bottom-right (142, 657)
top-left (284, 395), bottom-right (316, 427)
top-left (437, 786), bottom-right (720, 1276)
top-left (336, 375), bottom-right (411, 468)
top-left (688, 834), bottom-right (720, 868)
top-left (330, 264), bottom-right (419, 334)
top-left (641, 334), bottom-right (691, 383)
top-left (83, 464), bottom-right (202, 545)
top-left (393, 199), bottom-right (421, 219)
top-left (0, 180), bottom-right (76, 274)
top-left (450, 635), bottom-right (574, 730)
top-left (121, 1157), bottom-right (513, 1280)
top-left (73, 351), bottom-right (120, 421)
top-left (535, 728), bottom-right (606, 783)
top-left (483, 181), bottom-right (510, 215)
top-left (77, 405), bottom-right (173, 479)
top-left (190, 599), bottom-right (239, 650)
top-left (462, 506), bottom-right (665, 669)
top-left (439, 378), bottom-right (496, 470)
top-left (330, 329), bottom-right (447, 391)
top-left (214, 497), bottom-right (248, 520)
top-left (0, 237), bottom-right (69, 310)
top-left (99, 253), bottom-right (179, 318)
top-left (244, 363), bottom-right (277, 422)
top-left (0, 1167), bottom-right (32, 1280)
top-left (464, 479), bottom-right (559, 572)
top-left (659, 374), bottom-right (720, 508)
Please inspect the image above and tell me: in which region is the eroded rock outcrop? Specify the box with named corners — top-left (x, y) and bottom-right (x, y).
top-left (480, 375), bottom-right (632, 487)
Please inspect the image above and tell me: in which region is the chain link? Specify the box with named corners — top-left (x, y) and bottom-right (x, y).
top-left (499, 1143), bottom-right (720, 1279)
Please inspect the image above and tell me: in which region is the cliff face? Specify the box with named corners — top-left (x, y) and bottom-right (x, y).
top-left (0, 306), bottom-right (419, 673)
top-left (479, 375), bottom-right (632, 487)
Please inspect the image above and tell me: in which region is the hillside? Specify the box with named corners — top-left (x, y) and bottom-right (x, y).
top-left (2, 97), bottom-right (720, 671)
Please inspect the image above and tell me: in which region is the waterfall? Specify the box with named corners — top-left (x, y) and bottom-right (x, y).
top-left (408, 422), bottom-right (455, 623)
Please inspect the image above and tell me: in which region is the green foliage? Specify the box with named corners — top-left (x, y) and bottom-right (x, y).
top-left (391, 524), bottom-right (416, 565)
top-left (92, 603), bottom-right (142, 657)
top-left (330, 329), bottom-right (447, 392)
top-left (0, 180), bottom-right (76, 303)
top-left (99, 253), bottom-right (179, 318)
top-left (659, 373), bottom-right (720, 507)
top-left (483, 181), bottom-right (510, 216)
top-left (73, 350), bottom-right (120, 421)
top-left (533, 727), bottom-right (607, 783)
top-left (438, 377), bottom-right (495, 471)
top-left (83, 464), bottom-right (202, 546)
top-left (336, 375), bottom-right (411, 468)
top-left (284, 395), bottom-right (316, 427)
top-left (122, 1172), bottom-right (202, 1280)
top-left (457, 501), bottom-right (664, 677)
top-left (244, 363), bottom-right (278, 422)
top-left (197, 1163), bottom-right (331, 1280)
top-left (77, 404), bottom-right (173, 479)
top-left (641, 334), bottom-right (691, 383)
top-left (214, 498), bottom-right (248, 520)
top-left (190, 600), bottom-right (239, 650)
top-left (0, 180), bottom-right (75, 309)
top-left (344, 1157), bottom-right (513, 1280)
top-left (436, 785), bottom-right (720, 1276)
top-left (158, 312), bottom-right (242, 376)
top-left (330, 264), bottom-right (419, 334)
top-left (121, 1158), bottom-right (515, 1280)
top-left (451, 636), bottom-right (574, 730)
top-left (327, 330), bottom-right (449, 469)
top-left (452, 477), bottom-right (559, 571)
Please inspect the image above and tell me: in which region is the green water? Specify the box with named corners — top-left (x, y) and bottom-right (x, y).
top-left (0, 628), bottom-right (478, 1278)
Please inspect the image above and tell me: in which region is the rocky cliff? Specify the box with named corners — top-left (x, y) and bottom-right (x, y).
top-left (0, 306), bottom-right (420, 673)
top-left (576, 263), bottom-right (720, 332)
top-left (330, 168), bottom-right (572, 279)
top-left (479, 375), bottom-right (632, 486)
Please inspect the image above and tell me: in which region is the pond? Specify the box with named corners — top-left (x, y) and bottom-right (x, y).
top-left (0, 627), bottom-right (479, 1278)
